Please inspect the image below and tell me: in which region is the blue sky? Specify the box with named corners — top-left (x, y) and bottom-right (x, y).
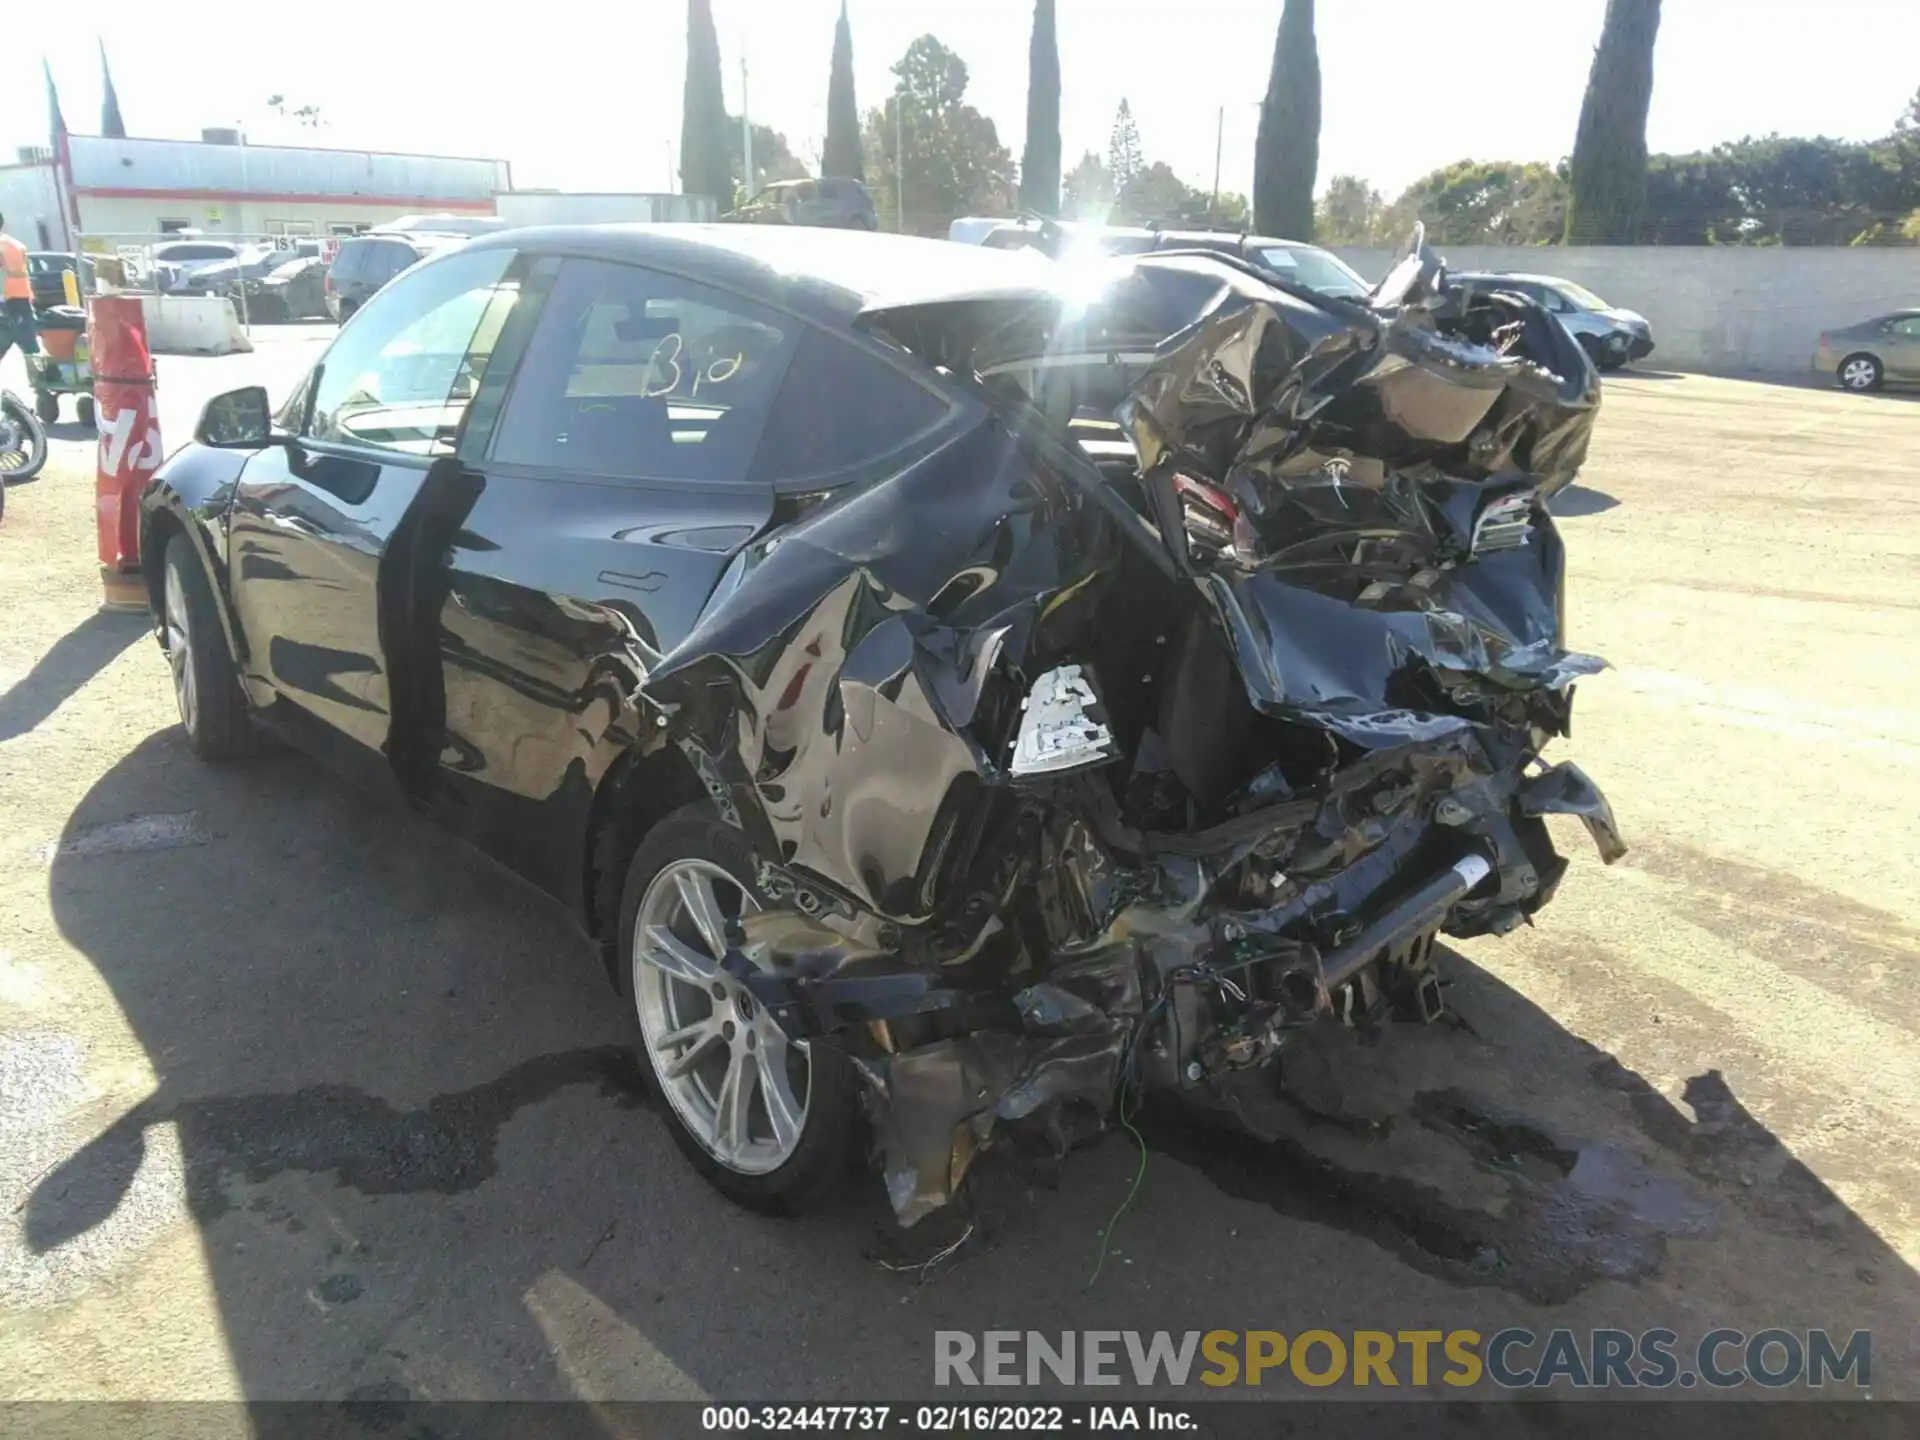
top-left (8, 1), bottom-right (1916, 200)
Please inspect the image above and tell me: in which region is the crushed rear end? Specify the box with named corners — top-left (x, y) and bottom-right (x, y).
top-left (644, 233), bottom-right (1623, 1224)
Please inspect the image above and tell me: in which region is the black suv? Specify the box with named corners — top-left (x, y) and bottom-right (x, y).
top-left (324, 232), bottom-right (463, 320)
top-left (727, 177), bottom-right (878, 230)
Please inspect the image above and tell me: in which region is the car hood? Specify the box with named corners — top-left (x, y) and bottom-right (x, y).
top-left (1599, 306), bottom-right (1650, 330)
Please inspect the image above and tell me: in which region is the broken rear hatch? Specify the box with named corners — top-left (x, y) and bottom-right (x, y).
top-left (641, 233), bottom-right (1625, 1223)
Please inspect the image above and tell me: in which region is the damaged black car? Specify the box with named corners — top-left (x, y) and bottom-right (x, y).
top-left (140, 222), bottom-right (1623, 1225)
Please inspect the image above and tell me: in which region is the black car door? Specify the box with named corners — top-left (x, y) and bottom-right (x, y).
top-left (226, 244), bottom-right (523, 786)
top-left (413, 255), bottom-right (957, 911)
top-left (400, 255), bottom-right (800, 904)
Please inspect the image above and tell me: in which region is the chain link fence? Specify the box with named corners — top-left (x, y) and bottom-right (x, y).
top-left (73, 230), bottom-right (348, 332)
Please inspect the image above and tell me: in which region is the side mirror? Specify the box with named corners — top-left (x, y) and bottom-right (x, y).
top-left (195, 385), bottom-right (275, 448)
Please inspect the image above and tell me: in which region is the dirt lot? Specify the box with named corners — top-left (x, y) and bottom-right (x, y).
top-left (1, 358), bottom-right (1917, 1407)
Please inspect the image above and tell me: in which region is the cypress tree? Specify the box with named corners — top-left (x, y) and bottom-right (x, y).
top-left (823, 2), bottom-right (864, 181)
top-left (1565, 0), bottom-right (1663, 243)
top-left (1253, 0), bottom-right (1321, 239)
top-left (1019, 0), bottom-right (1061, 215)
top-left (99, 40), bottom-right (127, 138)
top-left (680, 0), bottom-right (732, 206)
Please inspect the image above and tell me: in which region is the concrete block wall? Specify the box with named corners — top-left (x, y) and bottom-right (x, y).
top-left (1330, 245), bottom-right (1920, 376)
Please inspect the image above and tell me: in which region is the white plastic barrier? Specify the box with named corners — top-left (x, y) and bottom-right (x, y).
top-left (137, 295), bottom-right (255, 358)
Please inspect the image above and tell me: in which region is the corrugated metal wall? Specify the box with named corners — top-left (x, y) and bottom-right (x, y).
top-left (70, 137), bottom-right (509, 201)
top-left (0, 165), bottom-right (67, 248)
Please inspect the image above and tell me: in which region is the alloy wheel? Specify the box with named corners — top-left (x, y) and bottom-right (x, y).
top-left (163, 560), bottom-right (198, 733)
top-left (632, 859), bottom-right (810, 1174)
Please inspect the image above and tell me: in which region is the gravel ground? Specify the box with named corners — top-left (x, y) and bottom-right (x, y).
top-left (1, 352), bottom-right (1916, 1408)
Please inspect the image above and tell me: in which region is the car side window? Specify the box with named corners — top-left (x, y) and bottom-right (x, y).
top-left (307, 247), bottom-right (519, 457)
top-left (747, 329), bottom-right (951, 484)
top-left (1890, 317), bottom-right (1920, 338)
top-left (489, 257), bottom-right (796, 485)
top-left (375, 241), bottom-right (415, 282)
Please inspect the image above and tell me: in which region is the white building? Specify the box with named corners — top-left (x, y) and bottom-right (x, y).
top-left (0, 130), bottom-right (511, 248)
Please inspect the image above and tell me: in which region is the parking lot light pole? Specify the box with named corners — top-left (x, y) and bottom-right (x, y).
top-left (740, 50), bottom-right (754, 205)
top-left (233, 124), bottom-right (251, 334)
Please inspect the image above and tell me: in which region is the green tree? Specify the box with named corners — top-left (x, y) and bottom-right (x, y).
top-left (680, 0), bottom-right (731, 206)
top-left (1062, 150), bottom-right (1114, 220)
top-left (1108, 100), bottom-right (1143, 192)
top-left (861, 36), bottom-right (1016, 235)
top-left (1638, 149), bottom-right (1742, 243)
top-left (1020, 0), bottom-right (1062, 215)
top-left (1564, 0), bottom-right (1663, 243)
top-left (1315, 174), bottom-right (1383, 244)
top-left (1210, 190), bottom-right (1253, 229)
top-left (1254, 0), bottom-right (1321, 239)
top-left (1382, 161), bottom-right (1568, 245)
top-left (823, 2), bottom-right (864, 181)
top-left (1115, 162), bottom-right (1194, 225)
top-left (728, 118), bottom-right (808, 202)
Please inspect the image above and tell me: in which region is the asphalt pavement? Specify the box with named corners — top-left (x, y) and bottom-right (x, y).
top-left (1, 347), bottom-right (1917, 1409)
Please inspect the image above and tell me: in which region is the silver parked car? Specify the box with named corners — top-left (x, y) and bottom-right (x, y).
top-left (1813, 311), bottom-right (1920, 392)
top-left (1453, 271), bottom-right (1654, 371)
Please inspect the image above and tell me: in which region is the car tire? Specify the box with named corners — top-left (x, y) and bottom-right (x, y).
top-left (1836, 353), bottom-right (1883, 392)
top-left (1595, 350), bottom-right (1627, 373)
top-left (162, 535), bottom-right (266, 761)
top-left (75, 397), bottom-right (94, 430)
top-left (618, 802), bottom-right (857, 1215)
top-left (34, 391), bottom-right (59, 424)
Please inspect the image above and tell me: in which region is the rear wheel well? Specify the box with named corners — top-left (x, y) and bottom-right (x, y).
top-left (142, 509), bottom-right (186, 620)
top-left (583, 741), bottom-right (711, 991)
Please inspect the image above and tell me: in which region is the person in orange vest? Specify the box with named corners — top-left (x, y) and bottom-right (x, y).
top-left (0, 212), bottom-right (40, 371)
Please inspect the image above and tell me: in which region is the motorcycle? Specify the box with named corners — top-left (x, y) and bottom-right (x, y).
top-left (0, 388), bottom-right (50, 519)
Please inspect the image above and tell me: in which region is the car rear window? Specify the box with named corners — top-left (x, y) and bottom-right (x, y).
top-left (747, 329), bottom-right (950, 484)
top-left (489, 257), bottom-right (797, 485)
top-left (156, 242), bottom-right (237, 262)
top-left (1257, 245), bottom-right (1369, 298)
top-left (369, 240), bottom-right (419, 281)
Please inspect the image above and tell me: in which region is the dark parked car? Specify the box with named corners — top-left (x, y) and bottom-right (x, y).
top-left (727, 177), bottom-right (877, 230)
top-left (1813, 310), bottom-right (1920, 391)
top-left (142, 225), bottom-right (1617, 1224)
top-left (324, 231), bottom-right (462, 320)
top-left (26, 251), bottom-right (87, 310)
top-left (245, 254), bottom-right (330, 321)
top-left (180, 244), bottom-right (320, 300)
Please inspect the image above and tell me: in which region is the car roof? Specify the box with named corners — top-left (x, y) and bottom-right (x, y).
top-left (464, 223), bottom-right (1061, 328)
top-left (1154, 230), bottom-right (1322, 250)
top-left (1457, 271), bottom-right (1565, 286)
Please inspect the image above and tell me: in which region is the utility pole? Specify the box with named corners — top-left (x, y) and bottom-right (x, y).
top-left (1209, 106), bottom-right (1223, 227)
top-left (895, 99), bottom-right (905, 232)
top-left (234, 122), bottom-right (251, 334)
top-left (740, 46), bottom-right (754, 203)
